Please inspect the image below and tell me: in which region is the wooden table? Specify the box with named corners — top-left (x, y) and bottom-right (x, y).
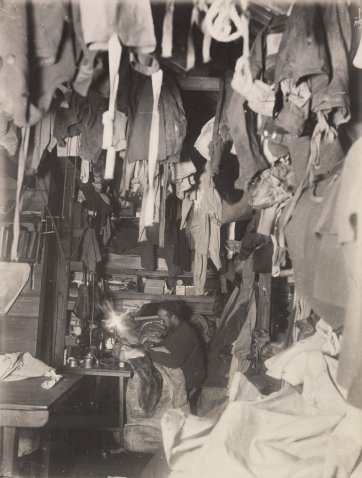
top-left (0, 374), bottom-right (82, 478)
top-left (64, 364), bottom-right (132, 433)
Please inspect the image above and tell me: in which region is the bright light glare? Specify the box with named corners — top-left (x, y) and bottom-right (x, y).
top-left (103, 309), bottom-right (129, 334)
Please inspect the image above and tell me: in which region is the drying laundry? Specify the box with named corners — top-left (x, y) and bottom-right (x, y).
top-left (2, 2), bottom-right (362, 476)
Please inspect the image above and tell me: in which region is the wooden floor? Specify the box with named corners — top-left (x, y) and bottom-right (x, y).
top-left (19, 429), bottom-right (153, 478)
top-left (16, 377), bottom-right (154, 478)
top-left (16, 371), bottom-right (280, 477)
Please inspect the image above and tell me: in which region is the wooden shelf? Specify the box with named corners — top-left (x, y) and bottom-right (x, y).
top-left (109, 290), bottom-right (213, 303)
top-left (70, 260), bottom-right (217, 279)
top-left (176, 75), bottom-right (220, 91)
top-left (68, 288), bottom-right (215, 316)
top-left (68, 289), bottom-right (213, 305)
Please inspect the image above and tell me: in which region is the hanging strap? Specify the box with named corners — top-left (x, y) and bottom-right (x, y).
top-left (230, 0), bottom-right (252, 96)
top-left (144, 69), bottom-right (163, 227)
top-left (162, 0), bottom-right (175, 58)
top-left (202, 28), bottom-right (212, 64)
top-left (205, 0), bottom-right (247, 43)
top-left (186, 3), bottom-right (199, 71)
top-left (103, 33), bottom-right (122, 180)
top-left (158, 162), bottom-right (169, 248)
top-left (187, 1), bottom-right (212, 71)
top-left (11, 127), bottom-right (30, 261)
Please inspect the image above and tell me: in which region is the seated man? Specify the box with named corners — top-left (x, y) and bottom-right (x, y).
top-left (147, 301), bottom-right (206, 396)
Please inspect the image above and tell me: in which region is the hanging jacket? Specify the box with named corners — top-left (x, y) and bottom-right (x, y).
top-left (53, 90), bottom-right (109, 164)
top-left (0, 0), bottom-right (75, 127)
top-left (126, 73), bottom-right (187, 164)
top-left (250, 14), bottom-right (288, 84)
top-left (274, 2), bottom-right (351, 129)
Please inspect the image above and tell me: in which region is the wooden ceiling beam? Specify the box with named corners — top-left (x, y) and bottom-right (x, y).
top-left (176, 75), bottom-right (220, 91)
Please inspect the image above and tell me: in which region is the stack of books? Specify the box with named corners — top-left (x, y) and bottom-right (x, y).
top-left (0, 223), bottom-right (40, 261)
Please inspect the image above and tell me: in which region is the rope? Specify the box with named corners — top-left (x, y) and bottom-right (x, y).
top-left (162, 0), bottom-right (175, 58)
top-left (11, 127), bottom-right (30, 261)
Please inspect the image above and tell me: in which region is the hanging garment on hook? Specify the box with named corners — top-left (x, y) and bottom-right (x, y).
top-left (103, 34), bottom-right (122, 180)
top-left (79, 0), bottom-right (156, 53)
top-left (0, 113), bottom-right (19, 158)
top-left (186, 1), bottom-right (212, 71)
top-left (126, 73), bottom-right (186, 165)
top-left (0, 0), bottom-right (75, 127)
top-left (275, 2), bottom-right (351, 129)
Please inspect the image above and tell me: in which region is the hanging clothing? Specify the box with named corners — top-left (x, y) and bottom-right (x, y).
top-left (0, 0), bottom-right (75, 127)
top-left (330, 137), bottom-right (362, 410)
top-left (140, 194), bottom-right (184, 276)
top-left (29, 109), bottom-right (57, 174)
top-left (250, 14), bottom-right (288, 84)
top-left (274, 1), bottom-right (351, 129)
top-left (80, 227), bottom-right (102, 272)
top-left (0, 113), bottom-right (18, 157)
top-left (259, 124), bottom-right (345, 186)
top-left (79, 0), bottom-right (156, 53)
top-left (53, 90), bottom-right (109, 164)
top-left (182, 165), bottom-right (222, 295)
top-left (126, 73), bottom-right (187, 164)
top-left (227, 91), bottom-right (267, 189)
top-left (284, 164), bottom-right (347, 330)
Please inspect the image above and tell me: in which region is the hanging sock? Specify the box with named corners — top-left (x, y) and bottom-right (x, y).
top-left (11, 127), bottom-right (30, 261)
top-left (202, 29), bottom-right (212, 64)
top-left (103, 33), bottom-right (122, 180)
top-left (161, 0), bottom-right (174, 58)
top-left (186, 1), bottom-right (211, 71)
top-left (80, 159), bottom-right (90, 183)
top-left (186, 4), bottom-right (198, 71)
top-left (144, 69), bottom-right (163, 227)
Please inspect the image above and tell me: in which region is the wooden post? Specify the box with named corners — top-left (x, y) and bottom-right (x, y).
top-left (51, 158), bottom-right (76, 368)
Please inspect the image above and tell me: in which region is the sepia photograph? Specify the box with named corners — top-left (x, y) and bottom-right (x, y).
top-left (0, 0), bottom-right (361, 477)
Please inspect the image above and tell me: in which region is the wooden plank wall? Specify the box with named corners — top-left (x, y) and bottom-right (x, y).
top-left (0, 263), bottom-right (42, 355)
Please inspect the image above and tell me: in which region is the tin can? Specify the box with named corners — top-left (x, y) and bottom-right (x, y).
top-left (68, 357), bottom-right (78, 368)
top-left (84, 357), bottom-right (93, 368)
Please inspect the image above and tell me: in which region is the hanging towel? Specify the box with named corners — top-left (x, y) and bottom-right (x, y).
top-left (103, 34), bottom-right (122, 180)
